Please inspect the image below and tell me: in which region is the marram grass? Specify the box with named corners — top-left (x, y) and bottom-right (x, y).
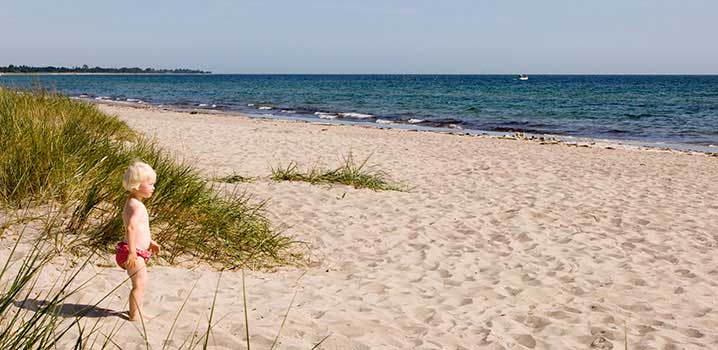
top-left (212, 173), bottom-right (256, 183)
top-left (0, 88), bottom-right (299, 268)
top-left (270, 153), bottom-right (406, 192)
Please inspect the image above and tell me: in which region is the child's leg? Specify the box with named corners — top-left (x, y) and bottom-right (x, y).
top-left (126, 257), bottom-right (149, 321)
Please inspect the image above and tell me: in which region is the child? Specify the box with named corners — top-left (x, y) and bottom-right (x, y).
top-left (116, 161), bottom-right (161, 322)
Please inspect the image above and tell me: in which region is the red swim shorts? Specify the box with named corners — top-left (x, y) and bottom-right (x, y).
top-left (115, 241), bottom-right (151, 266)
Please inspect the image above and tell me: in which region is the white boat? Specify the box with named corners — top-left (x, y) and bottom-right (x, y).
top-left (518, 74), bottom-right (528, 81)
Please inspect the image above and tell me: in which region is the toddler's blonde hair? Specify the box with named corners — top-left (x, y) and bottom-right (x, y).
top-left (122, 161), bottom-right (157, 191)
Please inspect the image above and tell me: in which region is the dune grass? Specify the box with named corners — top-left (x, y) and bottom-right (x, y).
top-left (270, 153), bottom-right (405, 192)
top-left (0, 88), bottom-right (299, 268)
top-left (212, 173), bottom-right (256, 184)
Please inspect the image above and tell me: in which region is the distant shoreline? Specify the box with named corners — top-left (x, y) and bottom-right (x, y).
top-left (0, 72), bottom-right (211, 76)
top-left (3, 73), bottom-right (717, 76)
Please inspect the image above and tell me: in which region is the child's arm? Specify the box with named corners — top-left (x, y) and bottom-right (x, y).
top-left (124, 202), bottom-right (141, 269)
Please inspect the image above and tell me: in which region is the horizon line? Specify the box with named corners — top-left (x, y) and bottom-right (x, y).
top-left (4, 72), bottom-right (717, 76)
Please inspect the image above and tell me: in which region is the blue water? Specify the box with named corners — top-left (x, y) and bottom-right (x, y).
top-left (2, 74), bottom-right (718, 148)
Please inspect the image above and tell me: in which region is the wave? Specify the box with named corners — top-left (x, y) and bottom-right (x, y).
top-left (315, 112), bottom-right (338, 119)
top-left (340, 112), bottom-right (373, 119)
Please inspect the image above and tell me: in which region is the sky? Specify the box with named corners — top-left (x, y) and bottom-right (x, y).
top-left (1, 0), bottom-right (717, 74)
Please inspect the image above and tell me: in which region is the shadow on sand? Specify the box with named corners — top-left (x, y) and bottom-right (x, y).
top-left (14, 298), bottom-right (128, 320)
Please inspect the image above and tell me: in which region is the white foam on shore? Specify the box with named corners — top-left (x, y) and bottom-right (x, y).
top-left (247, 103), bottom-right (255, 107)
top-left (376, 119), bottom-right (393, 124)
top-left (198, 103), bottom-right (209, 107)
top-left (408, 119), bottom-right (424, 124)
top-left (315, 112), bottom-right (338, 120)
top-left (258, 106), bottom-right (272, 110)
top-left (281, 109), bottom-right (296, 114)
top-left (448, 124), bottom-right (462, 129)
top-left (126, 98), bottom-right (140, 102)
top-left (341, 112), bottom-right (373, 119)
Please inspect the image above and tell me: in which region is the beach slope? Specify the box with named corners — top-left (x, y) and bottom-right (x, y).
top-left (5, 104), bottom-right (717, 349)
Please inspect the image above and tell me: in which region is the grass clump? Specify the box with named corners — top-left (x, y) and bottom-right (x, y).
top-left (213, 173), bottom-right (256, 184)
top-left (270, 162), bottom-right (309, 182)
top-left (0, 88), bottom-right (298, 268)
top-left (271, 153), bottom-right (405, 191)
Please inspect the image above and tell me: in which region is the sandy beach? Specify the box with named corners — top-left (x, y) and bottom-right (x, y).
top-left (3, 103), bottom-right (717, 349)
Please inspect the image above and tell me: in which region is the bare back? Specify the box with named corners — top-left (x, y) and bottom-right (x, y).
top-left (122, 197), bottom-right (152, 250)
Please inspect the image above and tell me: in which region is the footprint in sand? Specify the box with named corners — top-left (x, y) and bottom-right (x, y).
top-left (513, 314), bottom-right (551, 331)
top-left (680, 328), bottom-right (705, 338)
top-left (513, 334), bottom-right (537, 348)
top-left (546, 310), bottom-right (572, 320)
top-left (618, 303), bottom-right (653, 313)
top-left (674, 268), bottom-right (697, 278)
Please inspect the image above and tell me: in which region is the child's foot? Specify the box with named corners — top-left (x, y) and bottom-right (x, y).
top-left (128, 312), bottom-right (154, 322)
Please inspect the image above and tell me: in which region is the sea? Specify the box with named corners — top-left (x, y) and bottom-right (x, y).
top-left (2, 74), bottom-right (717, 151)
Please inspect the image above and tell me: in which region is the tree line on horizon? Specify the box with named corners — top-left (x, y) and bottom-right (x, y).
top-left (0, 64), bottom-right (210, 74)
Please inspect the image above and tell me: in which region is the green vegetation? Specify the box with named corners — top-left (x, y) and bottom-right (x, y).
top-left (213, 173), bottom-right (256, 184)
top-left (0, 88), bottom-right (297, 268)
top-left (0, 64), bottom-right (210, 74)
top-left (270, 153), bottom-right (406, 192)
